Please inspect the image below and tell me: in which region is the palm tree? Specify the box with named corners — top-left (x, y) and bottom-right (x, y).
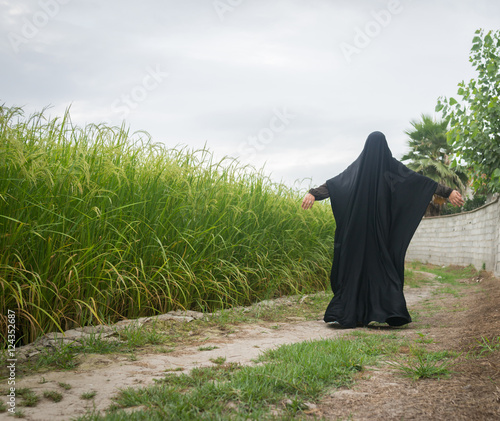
top-left (402, 115), bottom-right (468, 216)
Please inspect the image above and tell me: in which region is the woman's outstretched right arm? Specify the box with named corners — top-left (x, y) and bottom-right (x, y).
top-left (435, 183), bottom-right (464, 207)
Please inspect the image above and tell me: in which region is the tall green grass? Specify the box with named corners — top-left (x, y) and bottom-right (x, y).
top-left (0, 106), bottom-right (335, 344)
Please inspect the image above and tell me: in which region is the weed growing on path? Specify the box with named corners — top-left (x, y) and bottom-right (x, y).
top-left (473, 336), bottom-right (500, 356)
top-left (43, 390), bottom-right (63, 402)
top-left (388, 347), bottom-right (458, 380)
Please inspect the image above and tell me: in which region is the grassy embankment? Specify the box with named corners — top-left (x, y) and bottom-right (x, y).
top-left (0, 106), bottom-right (335, 345)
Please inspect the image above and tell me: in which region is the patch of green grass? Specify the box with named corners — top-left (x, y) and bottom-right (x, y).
top-left (428, 350), bottom-right (460, 360)
top-left (164, 367), bottom-right (183, 373)
top-left (154, 363), bottom-right (242, 389)
top-left (251, 338), bottom-right (366, 395)
top-left (0, 400), bottom-right (7, 412)
top-left (13, 408), bottom-right (25, 418)
top-left (16, 388), bottom-right (39, 407)
top-left (410, 263), bottom-right (479, 287)
top-left (405, 263), bottom-right (479, 314)
top-left (418, 300), bottom-right (446, 318)
top-left (117, 323), bottom-right (165, 348)
top-left (404, 269), bottom-right (434, 288)
top-left (81, 390), bottom-right (98, 400)
top-left (450, 302), bottom-right (468, 312)
top-left (198, 345), bottom-right (218, 351)
top-left (31, 343), bottom-right (78, 371)
top-left (434, 285), bottom-right (462, 297)
top-left (209, 356), bottom-right (226, 365)
top-left (79, 331), bottom-right (125, 354)
top-left (474, 336), bottom-right (500, 356)
top-left (58, 382), bottom-right (72, 390)
top-left (155, 346), bottom-right (175, 354)
top-left (415, 332), bottom-right (434, 344)
top-left (43, 390), bottom-right (63, 402)
top-left (409, 309), bottom-right (423, 323)
top-left (348, 331), bottom-right (405, 357)
top-left (389, 347), bottom-right (455, 380)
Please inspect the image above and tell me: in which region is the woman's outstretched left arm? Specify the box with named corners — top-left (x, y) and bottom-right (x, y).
top-left (301, 193), bottom-right (316, 210)
top-left (302, 183), bottom-right (329, 209)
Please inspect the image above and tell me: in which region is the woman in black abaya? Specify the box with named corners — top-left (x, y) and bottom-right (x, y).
top-left (302, 132), bottom-right (464, 328)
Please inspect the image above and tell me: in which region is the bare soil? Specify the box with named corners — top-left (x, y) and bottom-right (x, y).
top-left (1, 271), bottom-right (499, 421)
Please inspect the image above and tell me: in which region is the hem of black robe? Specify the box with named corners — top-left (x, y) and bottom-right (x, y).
top-left (323, 315), bottom-right (411, 328)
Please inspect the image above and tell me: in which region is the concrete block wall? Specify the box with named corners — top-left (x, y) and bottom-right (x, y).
top-left (406, 197), bottom-right (500, 276)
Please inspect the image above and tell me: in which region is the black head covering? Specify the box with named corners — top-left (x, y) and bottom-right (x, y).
top-left (324, 131), bottom-right (437, 327)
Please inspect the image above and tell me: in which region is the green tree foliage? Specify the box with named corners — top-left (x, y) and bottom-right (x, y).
top-left (401, 114), bottom-right (467, 192)
top-left (436, 29), bottom-right (500, 193)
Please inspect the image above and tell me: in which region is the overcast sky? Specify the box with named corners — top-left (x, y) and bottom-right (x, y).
top-left (1, 0), bottom-right (499, 190)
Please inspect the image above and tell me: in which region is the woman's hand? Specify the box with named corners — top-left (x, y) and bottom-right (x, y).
top-left (301, 193), bottom-right (316, 210)
top-left (449, 190), bottom-right (465, 207)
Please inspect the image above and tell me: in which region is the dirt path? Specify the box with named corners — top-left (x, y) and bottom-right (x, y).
top-left (2, 273), bottom-right (499, 421)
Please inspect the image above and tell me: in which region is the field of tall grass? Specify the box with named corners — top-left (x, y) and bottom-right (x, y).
top-left (0, 106), bottom-right (335, 345)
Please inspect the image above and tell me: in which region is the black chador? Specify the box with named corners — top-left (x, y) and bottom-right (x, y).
top-left (314, 132), bottom-right (438, 328)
